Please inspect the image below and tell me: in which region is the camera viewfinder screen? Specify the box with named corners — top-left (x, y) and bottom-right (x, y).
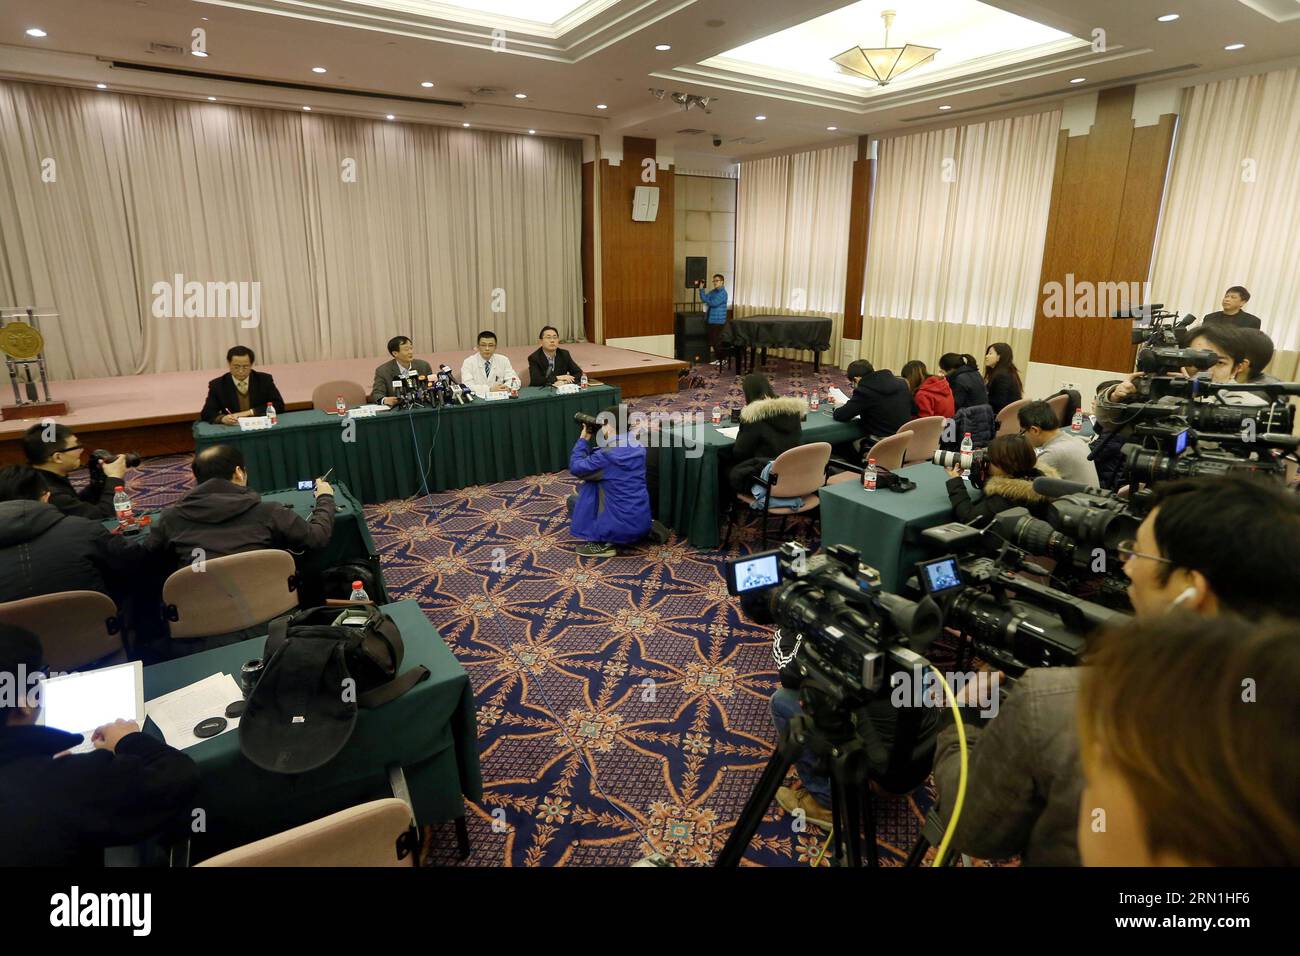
top-left (1174, 429), bottom-right (1189, 454)
top-left (920, 557), bottom-right (962, 595)
top-left (734, 554), bottom-right (780, 593)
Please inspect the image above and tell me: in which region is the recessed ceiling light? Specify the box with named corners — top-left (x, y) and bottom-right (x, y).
top-left (386, 114), bottom-right (395, 120)
top-left (25, 28), bottom-right (47, 38)
top-left (596, 104), bottom-right (608, 109)
top-left (420, 81), bottom-right (434, 88)
top-left (755, 114), bottom-right (766, 120)
top-left (827, 126), bottom-right (838, 131)
top-left (1157, 14), bottom-right (1180, 22)
top-left (938, 104), bottom-right (952, 110)
top-left (1224, 42), bottom-right (1245, 50)
top-left (302, 106), bottom-right (311, 111)
top-left (462, 122), bottom-right (470, 127)
top-left (528, 129), bottom-right (536, 135)
top-left (655, 44), bottom-right (671, 51)
top-left (514, 92), bottom-right (527, 99)
top-left (207, 96), bottom-right (216, 101)
top-left (1069, 77), bottom-right (1087, 84)
top-left (191, 50), bottom-right (208, 58)
top-left (96, 83), bottom-right (108, 90)
top-left (312, 66), bottom-right (327, 73)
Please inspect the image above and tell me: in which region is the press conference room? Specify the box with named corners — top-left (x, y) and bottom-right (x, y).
top-left (1, 0), bottom-right (1298, 894)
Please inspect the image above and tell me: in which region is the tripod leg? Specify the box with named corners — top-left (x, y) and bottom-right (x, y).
top-left (715, 731), bottom-right (799, 867)
top-left (861, 785), bottom-right (879, 867)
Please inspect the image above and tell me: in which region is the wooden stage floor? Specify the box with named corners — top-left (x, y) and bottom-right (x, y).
top-left (0, 344), bottom-right (688, 462)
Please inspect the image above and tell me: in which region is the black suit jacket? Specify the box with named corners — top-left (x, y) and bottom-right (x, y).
top-left (1200, 310), bottom-right (1262, 330)
top-left (527, 347), bottom-right (583, 387)
top-left (200, 370), bottom-right (286, 423)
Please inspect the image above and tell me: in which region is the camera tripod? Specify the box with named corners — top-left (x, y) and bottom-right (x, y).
top-left (716, 683), bottom-right (929, 867)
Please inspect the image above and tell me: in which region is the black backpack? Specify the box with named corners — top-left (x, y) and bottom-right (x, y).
top-left (240, 605), bottom-right (429, 774)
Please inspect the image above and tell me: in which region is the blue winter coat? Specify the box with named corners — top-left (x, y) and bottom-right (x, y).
top-left (569, 436), bottom-right (652, 543)
top-left (700, 287), bottom-right (729, 325)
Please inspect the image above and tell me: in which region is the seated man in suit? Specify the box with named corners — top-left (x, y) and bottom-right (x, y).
top-left (371, 336), bottom-right (434, 406)
top-left (201, 346), bottom-right (287, 426)
top-left (460, 330), bottom-right (517, 396)
top-left (527, 326), bottom-right (583, 387)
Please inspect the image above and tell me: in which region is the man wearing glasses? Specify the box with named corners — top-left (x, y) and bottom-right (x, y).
top-left (21, 423), bottom-right (126, 520)
top-left (929, 476), bottom-right (1300, 865)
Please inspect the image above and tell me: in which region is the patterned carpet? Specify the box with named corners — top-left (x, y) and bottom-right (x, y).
top-left (126, 357), bottom-right (947, 867)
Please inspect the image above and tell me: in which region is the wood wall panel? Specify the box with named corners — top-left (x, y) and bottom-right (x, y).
top-left (1030, 86), bottom-right (1177, 372)
top-left (599, 136), bottom-right (674, 340)
top-left (842, 135), bottom-right (872, 342)
top-left (581, 161), bottom-right (595, 343)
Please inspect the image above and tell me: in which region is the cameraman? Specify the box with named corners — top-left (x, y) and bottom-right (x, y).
top-left (1099, 323), bottom-right (1253, 416)
top-left (22, 423), bottom-right (128, 520)
top-left (567, 405), bottom-right (651, 559)
top-left (930, 475), bottom-right (1300, 865)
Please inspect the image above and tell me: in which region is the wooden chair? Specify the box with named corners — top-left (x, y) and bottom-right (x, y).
top-left (0, 591), bottom-right (124, 671)
top-left (162, 550), bottom-right (298, 641)
top-left (311, 380), bottom-right (367, 412)
top-left (995, 398), bottom-right (1031, 436)
top-left (196, 799), bottom-right (418, 867)
top-left (722, 442), bottom-right (831, 549)
top-left (899, 417), bottom-right (944, 464)
top-left (1045, 394), bottom-right (1069, 427)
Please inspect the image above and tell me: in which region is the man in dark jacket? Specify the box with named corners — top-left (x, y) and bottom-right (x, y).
top-left (831, 359), bottom-right (916, 444)
top-left (0, 625), bottom-right (199, 866)
top-left (527, 326), bottom-right (584, 387)
top-left (567, 405), bottom-right (651, 558)
top-left (200, 346), bottom-right (287, 425)
top-left (0, 465), bottom-right (142, 603)
top-left (23, 422), bottom-right (128, 520)
top-left (142, 445), bottom-right (335, 567)
top-left (938, 352), bottom-right (990, 411)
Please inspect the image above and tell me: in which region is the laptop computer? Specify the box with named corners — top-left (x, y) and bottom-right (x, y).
top-left (37, 661), bottom-right (145, 754)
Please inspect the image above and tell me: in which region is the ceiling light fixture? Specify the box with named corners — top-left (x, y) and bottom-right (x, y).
top-left (528, 129), bottom-right (536, 134)
top-left (462, 122), bottom-right (470, 127)
top-left (386, 114), bottom-right (395, 120)
top-left (596, 103), bottom-right (608, 109)
top-left (25, 28), bottom-right (47, 38)
top-left (668, 92), bottom-right (713, 112)
top-left (1156, 14), bottom-right (1180, 22)
top-left (827, 126), bottom-right (838, 131)
top-left (655, 44), bottom-right (671, 51)
top-left (832, 9), bottom-right (939, 87)
top-left (938, 104), bottom-right (951, 110)
top-left (1069, 77), bottom-right (1086, 84)
top-left (207, 96), bottom-right (216, 101)
top-left (514, 92), bottom-right (527, 99)
top-left (96, 83), bottom-right (108, 90)
top-left (192, 50), bottom-right (208, 57)
top-left (312, 66), bottom-right (327, 73)
top-left (1224, 42), bottom-right (1245, 50)
top-left (420, 81), bottom-right (434, 88)
top-left (755, 114), bottom-right (766, 120)
top-left (302, 106), bottom-right (311, 111)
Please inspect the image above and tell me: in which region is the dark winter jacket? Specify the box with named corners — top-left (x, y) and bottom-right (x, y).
top-left (0, 725), bottom-right (198, 866)
top-left (947, 462), bottom-right (1059, 525)
top-left (0, 500), bottom-right (140, 603)
top-left (986, 372), bottom-right (1023, 415)
top-left (569, 435), bottom-right (652, 544)
top-left (728, 396), bottom-right (805, 492)
top-left (35, 469), bottom-right (123, 521)
top-left (946, 365), bottom-right (989, 411)
top-left (142, 478), bottom-right (334, 567)
top-left (913, 376), bottom-right (955, 419)
top-left (832, 370), bottom-right (916, 440)
top-left (945, 403), bottom-right (997, 450)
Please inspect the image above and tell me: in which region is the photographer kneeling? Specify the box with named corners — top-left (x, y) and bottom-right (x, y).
top-left (567, 405), bottom-right (651, 559)
top-left (931, 476), bottom-right (1300, 865)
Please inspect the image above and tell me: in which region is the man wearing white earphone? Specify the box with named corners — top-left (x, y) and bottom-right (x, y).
top-left (932, 475), bottom-right (1300, 866)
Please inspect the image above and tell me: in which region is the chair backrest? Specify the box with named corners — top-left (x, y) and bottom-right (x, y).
top-left (867, 431), bottom-right (912, 472)
top-left (768, 442), bottom-right (832, 498)
top-left (0, 591), bottom-right (122, 671)
top-left (162, 550), bottom-right (298, 640)
top-left (196, 798), bottom-right (416, 867)
top-left (311, 380), bottom-right (368, 412)
top-left (1045, 394), bottom-right (1069, 426)
top-left (995, 398), bottom-right (1031, 436)
top-left (899, 416), bottom-right (943, 463)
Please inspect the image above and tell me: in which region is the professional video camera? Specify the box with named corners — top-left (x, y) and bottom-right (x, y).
top-left (1113, 303), bottom-right (1196, 349)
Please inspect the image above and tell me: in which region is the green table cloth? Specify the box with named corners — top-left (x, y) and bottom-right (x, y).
top-left (142, 599), bottom-right (480, 858)
top-left (820, 462), bottom-right (972, 592)
top-left (658, 406), bottom-right (862, 549)
top-left (193, 384), bottom-right (621, 504)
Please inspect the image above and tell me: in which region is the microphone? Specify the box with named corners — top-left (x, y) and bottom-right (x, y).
top-left (459, 382), bottom-right (475, 403)
top-left (1031, 476), bottom-right (1096, 498)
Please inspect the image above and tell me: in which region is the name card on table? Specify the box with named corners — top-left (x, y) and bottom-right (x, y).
top-left (553, 383), bottom-right (580, 395)
top-left (238, 416), bottom-right (273, 431)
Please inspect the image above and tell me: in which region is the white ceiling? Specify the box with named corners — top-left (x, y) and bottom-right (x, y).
top-left (1, 0), bottom-right (1297, 159)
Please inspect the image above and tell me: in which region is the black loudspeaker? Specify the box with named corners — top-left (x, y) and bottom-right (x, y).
top-left (685, 256), bottom-right (708, 289)
top-left (674, 311), bottom-right (710, 363)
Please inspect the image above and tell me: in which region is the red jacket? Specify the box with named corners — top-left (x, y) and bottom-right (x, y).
top-left (914, 375), bottom-right (955, 419)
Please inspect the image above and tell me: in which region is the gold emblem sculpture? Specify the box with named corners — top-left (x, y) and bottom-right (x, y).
top-left (0, 320), bottom-right (44, 361)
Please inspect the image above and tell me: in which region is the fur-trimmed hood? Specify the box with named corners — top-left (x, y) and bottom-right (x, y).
top-left (982, 461), bottom-right (1060, 502)
top-left (740, 395), bottom-right (806, 424)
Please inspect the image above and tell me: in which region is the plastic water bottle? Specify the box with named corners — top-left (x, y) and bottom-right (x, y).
top-left (960, 432), bottom-right (973, 479)
top-left (113, 488), bottom-right (134, 525)
top-left (510, 375), bottom-right (519, 398)
top-left (580, 373), bottom-right (588, 389)
top-left (266, 403), bottom-right (277, 425)
top-left (863, 458), bottom-right (878, 491)
top-left (349, 580), bottom-right (370, 603)
top-left (335, 395), bottom-right (347, 416)
top-left (1071, 410), bottom-right (1083, 432)
top-left (810, 389), bottom-right (820, 411)
top-left (711, 405), bottom-right (722, 425)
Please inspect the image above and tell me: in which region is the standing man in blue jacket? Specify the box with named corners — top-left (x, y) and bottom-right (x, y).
top-left (567, 406), bottom-right (651, 558)
top-left (697, 273), bottom-right (729, 365)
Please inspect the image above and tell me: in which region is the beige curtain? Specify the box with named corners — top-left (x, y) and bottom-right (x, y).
top-left (859, 109), bottom-right (1059, 375)
top-left (0, 80), bottom-right (582, 379)
top-left (1150, 66), bottom-right (1300, 359)
top-left (734, 144), bottom-right (855, 366)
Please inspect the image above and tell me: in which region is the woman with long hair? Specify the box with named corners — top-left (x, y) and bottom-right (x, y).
top-left (726, 373), bottom-right (805, 492)
top-left (944, 433), bottom-right (1056, 524)
top-left (982, 342), bottom-right (1024, 414)
top-left (900, 359), bottom-right (955, 419)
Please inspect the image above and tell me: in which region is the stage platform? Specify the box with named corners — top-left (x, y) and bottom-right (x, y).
top-left (0, 344), bottom-right (688, 463)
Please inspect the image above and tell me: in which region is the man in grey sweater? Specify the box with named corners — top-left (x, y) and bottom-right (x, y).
top-left (1018, 401), bottom-right (1099, 487)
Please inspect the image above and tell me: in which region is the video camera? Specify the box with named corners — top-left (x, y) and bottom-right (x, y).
top-left (1113, 304), bottom-right (1196, 349)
